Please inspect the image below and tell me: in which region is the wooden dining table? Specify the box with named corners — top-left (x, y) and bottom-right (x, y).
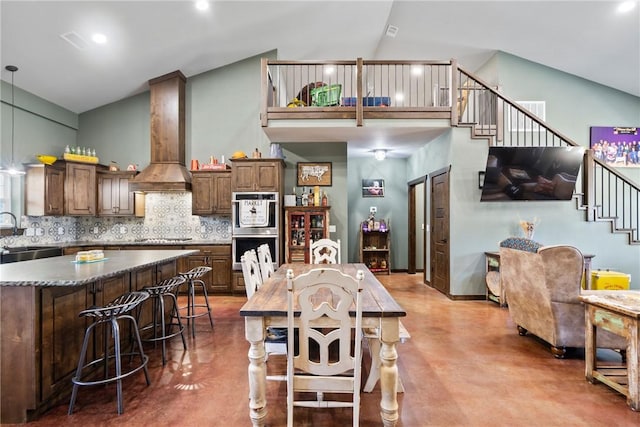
top-left (239, 263), bottom-right (407, 427)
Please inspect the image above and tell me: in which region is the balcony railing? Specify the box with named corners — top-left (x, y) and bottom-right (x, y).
top-left (261, 58), bottom-right (453, 126)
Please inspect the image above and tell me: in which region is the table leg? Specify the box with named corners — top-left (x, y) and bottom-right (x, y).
top-left (379, 317), bottom-right (400, 427)
top-left (629, 319), bottom-right (639, 411)
top-left (585, 306), bottom-right (596, 383)
top-left (245, 316), bottom-right (267, 426)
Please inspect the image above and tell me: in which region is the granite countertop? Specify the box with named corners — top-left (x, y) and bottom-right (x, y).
top-left (60, 240), bottom-right (231, 247)
top-left (0, 249), bottom-right (198, 287)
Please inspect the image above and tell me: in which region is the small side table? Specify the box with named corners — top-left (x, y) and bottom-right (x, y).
top-left (580, 292), bottom-right (640, 411)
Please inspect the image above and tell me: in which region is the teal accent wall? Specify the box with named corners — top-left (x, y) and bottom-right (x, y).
top-left (77, 51), bottom-right (277, 169)
top-left (348, 157), bottom-right (409, 268)
top-left (1, 80), bottom-right (77, 167)
top-left (1, 80), bottom-right (77, 221)
top-left (280, 142), bottom-right (348, 258)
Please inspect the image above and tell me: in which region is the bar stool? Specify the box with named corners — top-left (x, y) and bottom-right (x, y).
top-left (139, 276), bottom-right (187, 365)
top-left (178, 266), bottom-right (214, 338)
top-left (68, 291), bottom-right (151, 415)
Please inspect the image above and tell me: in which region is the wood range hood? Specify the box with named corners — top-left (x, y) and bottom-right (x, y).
top-left (130, 70), bottom-right (191, 192)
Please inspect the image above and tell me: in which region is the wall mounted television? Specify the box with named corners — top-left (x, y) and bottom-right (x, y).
top-left (480, 146), bottom-right (584, 201)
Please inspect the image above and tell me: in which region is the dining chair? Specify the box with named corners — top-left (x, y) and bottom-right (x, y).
top-left (241, 249), bottom-right (263, 299)
top-left (241, 249), bottom-right (287, 380)
top-left (256, 243), bottom-right (275, 281)
top-left (309, 238), bottom-right (341, 264)
top-left (286, 267), bottom-right (364, 427)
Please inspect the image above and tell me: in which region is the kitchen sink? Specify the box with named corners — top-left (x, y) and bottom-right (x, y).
top-left (0, 246), bottom-right (63, 264)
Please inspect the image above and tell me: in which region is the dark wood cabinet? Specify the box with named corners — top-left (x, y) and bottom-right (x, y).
top-left (40, 285), bottom-right (89, 403)
top-left (191, 170), bottom-right (232, 215)
top-left (230, 158), bottom-right (284, 193)
top-left (232, 271), bottom-right (246, 295)
top-left (25, 163), bottom-right (65, 216)
top-left (0, 258), bottom-right (182, 423)
top-left (97, 170), bottom-right (136, 216)
top-left (65, 162), bottom-right (98, 216)
top-left (179, 245), bottom-right (231, 294)
top-left (284, 206), bottom-right (330, 263)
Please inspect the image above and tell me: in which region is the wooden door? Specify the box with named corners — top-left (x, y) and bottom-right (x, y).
top-left (255, 162), bottom-right (278, 192)
top-left (209, 246), bottom-right (231, 293)
top-left (65, 163), bottom-right (96, 215)
top-left (191, 172), bottom-right (214, 215)
top-left (213, 172), bottom-right (232, 214)
top-left (98, 172), bottom-right (134, 216)
top-left (231, 162), bottom-right (255, 192)
top-left (40, 286), bottom-right (88, 402)
top-left (430, 167), bottom-right (450, 296)
top-left (45, 166), bottom-right (65, 215)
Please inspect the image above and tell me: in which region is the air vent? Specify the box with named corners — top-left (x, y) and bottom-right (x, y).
top-left (507, 101), bottom-right (546, 132)
top-left (385, 25), bottom-right (399, 38)
top-left (60, 31), bottom-right (89, 50)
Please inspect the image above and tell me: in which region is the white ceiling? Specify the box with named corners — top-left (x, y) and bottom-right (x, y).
top-left (1, 0), bottom-right (638, 157)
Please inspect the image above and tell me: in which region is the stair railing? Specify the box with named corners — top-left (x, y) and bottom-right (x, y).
top-left (455, 65), bottom-right (639, 244)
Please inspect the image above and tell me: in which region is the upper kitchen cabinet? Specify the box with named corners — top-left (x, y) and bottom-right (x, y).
top-left (25, 163), bottom-right (65, 216)
top-left (97, 170), bottom-right (136, 216)
top-left (65, 162), bottom-right (100, 216)
top-left (230, 158), bottom-right (284, 193)
top-left (191, 169), bottom-right (232, 215)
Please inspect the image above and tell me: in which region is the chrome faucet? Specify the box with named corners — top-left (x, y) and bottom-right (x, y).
top-left (0, 211), bottom-right (18, 235)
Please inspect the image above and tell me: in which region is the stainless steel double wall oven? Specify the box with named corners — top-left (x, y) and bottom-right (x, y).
top-left (231, 192), bottom-right (280, 270)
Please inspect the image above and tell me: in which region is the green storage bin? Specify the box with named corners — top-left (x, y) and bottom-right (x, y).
top-left (311, 84), bottom-right (342, 107)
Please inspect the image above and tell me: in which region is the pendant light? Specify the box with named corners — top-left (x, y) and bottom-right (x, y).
top-left (3, 65), bottom-right (25, 175)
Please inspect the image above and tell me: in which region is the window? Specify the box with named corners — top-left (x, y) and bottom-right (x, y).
top-left (0, 173), bottom-right (12, 226)
top-left (507, 101), bottom-right (546, 132)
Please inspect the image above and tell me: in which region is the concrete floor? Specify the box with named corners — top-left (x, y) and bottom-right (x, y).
top-left (24, 273), bottom-right (640, 426)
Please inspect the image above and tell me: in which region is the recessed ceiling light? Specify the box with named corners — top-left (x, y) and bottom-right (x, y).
top-left (195, 0), bottom-right (209, 11)
top-left (617, 1), bottom-right (636, 13)
top-left (91, 33), bottom-right (107, 44)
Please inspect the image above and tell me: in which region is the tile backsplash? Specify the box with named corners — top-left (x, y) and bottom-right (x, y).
top-left (0, 192), bottom-right (231, 247)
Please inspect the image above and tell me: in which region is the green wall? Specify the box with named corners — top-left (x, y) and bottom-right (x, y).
top-left (348, 157), bottom-right (409, 268)
top-left (403, 52), bottom-right (640, 296)
top-left (78, 51), bottom-right (277, 169)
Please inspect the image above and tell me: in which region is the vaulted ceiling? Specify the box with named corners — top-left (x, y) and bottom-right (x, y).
top-left (1, 1), bottom-right (637, 159)
top-left (2, 1), bottom-right (638, 115)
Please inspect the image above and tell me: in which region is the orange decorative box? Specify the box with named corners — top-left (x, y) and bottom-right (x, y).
top-left (200, 163), bottom-right (230, 170)
top-left (591, 270), bottom-right (631, 290)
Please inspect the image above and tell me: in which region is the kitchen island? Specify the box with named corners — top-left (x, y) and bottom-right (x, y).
top-left (0, 249), bottom-right (197, 423)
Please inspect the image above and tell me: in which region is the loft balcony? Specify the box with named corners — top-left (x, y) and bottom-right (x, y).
top-left (260, 58), bottom-right (459, 127)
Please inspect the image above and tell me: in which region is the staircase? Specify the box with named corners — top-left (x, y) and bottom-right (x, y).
top-left (454, 66), bottom-right (640, 245)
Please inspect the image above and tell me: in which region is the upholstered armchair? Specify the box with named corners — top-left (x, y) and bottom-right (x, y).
top-left (500, 242), bottom-right (626, 358)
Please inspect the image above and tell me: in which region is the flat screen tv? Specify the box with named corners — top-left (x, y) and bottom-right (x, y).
top-left (480, 146), bottom-right (584, 201)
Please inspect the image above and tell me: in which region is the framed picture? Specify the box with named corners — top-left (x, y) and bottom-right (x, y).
top-left (297, 162), bottom-right (332, 186)
top-left (590, 126), bottom-right (639, 168)
top-left (362, 179), bottom-right (385, 197)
